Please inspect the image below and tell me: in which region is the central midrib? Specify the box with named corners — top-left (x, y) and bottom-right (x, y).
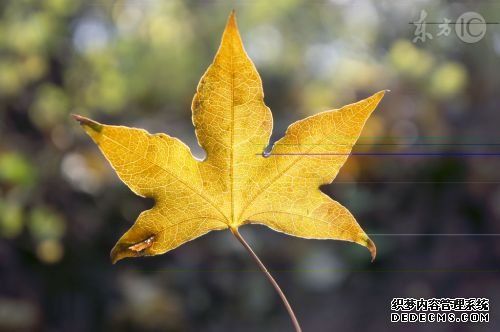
top-left (230, 44), bottom-right (235, 226)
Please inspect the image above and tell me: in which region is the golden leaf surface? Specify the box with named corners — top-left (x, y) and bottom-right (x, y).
top-left (74, 12), bottom-right (385, 264)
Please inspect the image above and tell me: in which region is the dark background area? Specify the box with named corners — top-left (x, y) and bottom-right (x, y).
top-left (1, 0), bottom-right (499, 331)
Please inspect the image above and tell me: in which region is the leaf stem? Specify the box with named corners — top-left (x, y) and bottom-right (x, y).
top-left (230, 227), bottom-right (302, 332)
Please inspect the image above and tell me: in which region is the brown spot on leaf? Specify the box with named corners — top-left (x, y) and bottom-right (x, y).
top-left (128, 235), bottom-right (155, 253)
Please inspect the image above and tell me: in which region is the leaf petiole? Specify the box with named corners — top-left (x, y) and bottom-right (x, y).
top-left (230, 226), bottom-right (302, 332)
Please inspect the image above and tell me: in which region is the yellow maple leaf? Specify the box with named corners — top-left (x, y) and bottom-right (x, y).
top-left (74, 11), bottom-right (385, 330)
top-left (74, 11), bottom-right (385, 263)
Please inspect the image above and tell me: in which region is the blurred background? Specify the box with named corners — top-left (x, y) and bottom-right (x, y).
top-left (1, 0), bottom-right (499, 331)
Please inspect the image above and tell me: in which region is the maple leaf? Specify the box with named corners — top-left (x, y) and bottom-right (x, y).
top-left (74, 11), bottom-right (385, 330)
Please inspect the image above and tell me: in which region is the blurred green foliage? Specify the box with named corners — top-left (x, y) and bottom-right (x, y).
top-left (0, 198), bottom-right (23, 238)
top-left (0, 152), bottom-right (36, 186)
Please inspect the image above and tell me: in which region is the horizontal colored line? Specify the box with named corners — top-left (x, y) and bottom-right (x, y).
top-left (368, 234), bottom-right (500, 236)
top-left (127, 268), bottom-right (500, 273)
top-left (258, 153), bottom-right (500, 156)
top-left (254, 143), bottom-right (500, 146)
top-left (260, 136), bottom-right (500, 141)
top-left (333, 181), bottom-right (500, 184)
top-left (409, 22), bottom-right (499, 25)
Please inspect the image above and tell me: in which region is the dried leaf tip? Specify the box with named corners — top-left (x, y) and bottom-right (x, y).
top-left (227, 9), bottom-right (237, 29)
top-left (110, 249), bottom-right (121, 265)
top-left (71, 114), bottom-right (103, 133)
top-left (367, 238), bottom-right (377, 262)
top-left (71, 114), bottom-right (87, 124)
